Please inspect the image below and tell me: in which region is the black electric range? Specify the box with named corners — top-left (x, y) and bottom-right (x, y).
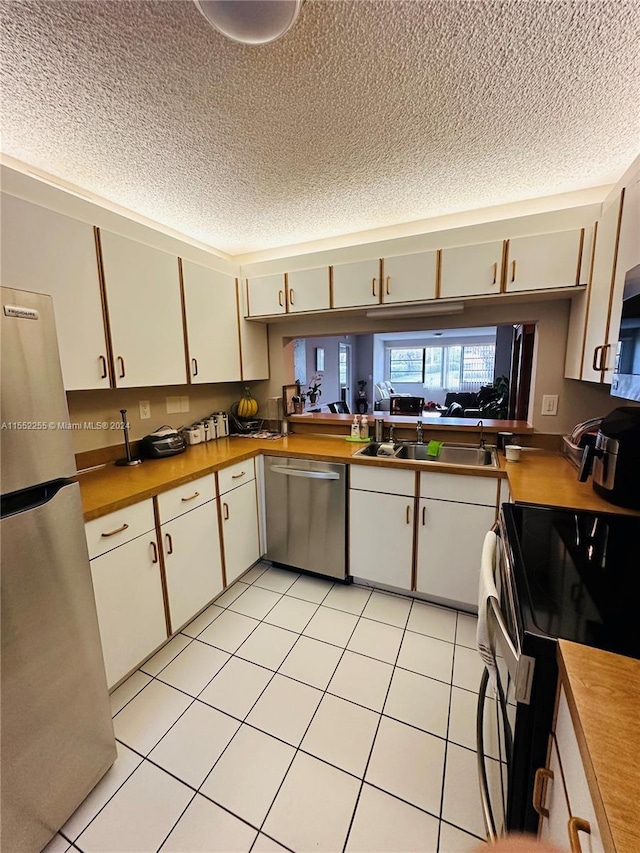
top-left (489, 502), bottom-right (640, 834)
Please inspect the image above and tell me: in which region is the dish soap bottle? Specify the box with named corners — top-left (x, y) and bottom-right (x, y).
top-left (351, 415), bottom-right (361, 438)
top-left (360, 415), bottom-right (369, 440)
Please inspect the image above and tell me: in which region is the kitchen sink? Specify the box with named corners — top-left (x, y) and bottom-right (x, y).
top-left (396, 443), bottom-right (497, 467)
top-left (354, 441), bottom-right (497, 467)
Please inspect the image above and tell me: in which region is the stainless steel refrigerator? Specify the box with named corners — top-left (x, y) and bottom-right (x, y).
top-left (1, 287), bottom-right (116, 852)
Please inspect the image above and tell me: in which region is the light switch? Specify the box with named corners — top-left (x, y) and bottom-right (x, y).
top-left (541, 395), bottom-right (558, 416)
top-left (166, 396), bottom-right (182, 414)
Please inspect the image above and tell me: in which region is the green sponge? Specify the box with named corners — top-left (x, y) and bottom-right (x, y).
top-left (426, 440), bottom-right (442, 458)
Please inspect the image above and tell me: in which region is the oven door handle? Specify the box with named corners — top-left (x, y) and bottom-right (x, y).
top-left (477, 666), bottom-right (514, 842)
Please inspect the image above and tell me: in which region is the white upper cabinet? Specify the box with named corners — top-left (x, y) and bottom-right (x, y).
top-left (287, 267), bottom-right (330, 313)
top-left (99, 230), bottom-right (187, 387)
top-left (1, 194), bottom-right (110, 390)
top-left (439, 241), bottom-right (504, 299)
top-left (331, 258), bottom-right (381, 308)
top-left (246, 273), bottom-right (287, 317)
top-left (181, 260), bottom-right (241, 384)
top-left (381, 251), bottom-right (438, 304)
top-left (580, 193), bottom-right (625, 383)
top-left (504, 229), bottom-right (586, 292)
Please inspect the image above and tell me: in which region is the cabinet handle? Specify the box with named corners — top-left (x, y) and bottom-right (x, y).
top-left (568, 816), bottom-right (591, 853)
top-left (289, 288), bottom-right (295, 305)
top-left (511, 260), bottom-right (516, 282)
top-left (532, 767), bottom-right (553, 818)
top-left (372, 277), bottom-right (377, 297)
top-left (99, 355), bottom-right (108, 379)
top-left (181, 491), bottom-right (200, 502)
top-left (385, 276), bottom-right (391, 295)
top-left (406, 505), bottom-right (411, 525)
top-left (492, 262), bottom-right (497, 285)
top-left (278, 290), bottom-right (284, 307)
top-left (191, 357), bottom-right (198, 377)
top-left (592, 345), bottom-right (604, 371)
top-left (231, 471), bottom-right (246, 479)
top-left (223, 502), bottom-right (229, 520)
top-left (117, 356), bottom-right (126, 378)
top-left (600, 343), bottom-right (611, 372)
top-left (165, 532), bottom-right (173, 555)
top-left (150, 541), bottom-right (158, 564)
top-left (422, 506), bottom-right (426, 526)
top-left (101, 523), bottom-right (129, 538)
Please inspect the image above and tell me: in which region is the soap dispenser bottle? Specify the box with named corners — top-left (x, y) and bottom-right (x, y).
top-left (360, 415), bottom-right (369, 440)
top-left (351, 415), bottom-right (361, 438)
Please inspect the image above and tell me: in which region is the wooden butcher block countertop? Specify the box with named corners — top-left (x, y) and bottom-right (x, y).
top-left (558, 641), bottom-right (640, 853)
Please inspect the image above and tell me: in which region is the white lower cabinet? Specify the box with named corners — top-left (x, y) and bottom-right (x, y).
top-left (536, 687), bottom-right (605, 853)
top-left (349, 488), bottom-right (414, 588)
top-left (88, 508), bottom-right (167, 688)
top-left (161, 501), bottom-right (224, 632)
top-left (416, 472), bottom-right (497, 609)
top-left (219, 463), bottom-right (261, 585)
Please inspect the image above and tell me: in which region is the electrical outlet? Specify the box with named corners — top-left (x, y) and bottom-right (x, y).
top-left (139, 400), bottom-right (151, 420)
top-left (166, 396), bottom-right (181, 414)
top-left (180, 395), bottom-right (190, 413)
top-left (541, 395), bottom-right (558, 416)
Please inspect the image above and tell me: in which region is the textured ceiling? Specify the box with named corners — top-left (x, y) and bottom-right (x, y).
top-left (1, 0), bottom-right (639, 256)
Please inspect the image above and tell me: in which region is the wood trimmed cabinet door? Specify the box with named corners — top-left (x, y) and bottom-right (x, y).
top-left (99, 230), bottom-right (187, 388)
top-left (245, 273), bottom-right (287, 317)
top-left (439, 241), bottom-right (504, 299)
top-left (349, 488), bottom-right (414, 589)
top-left (219, 479), bottom-right (261, 585)
top-left (381, 251), bottom-right (439, 304)
top-left (160, 500), bottom-right (224, 632)
top-left (1, 193), bottom-right (111, 390)
top-left (286, 267), bottom-right (330, 313)
top-left (504, 229), bottom-right (587, 292)
top-left (331, 258), bottom-right (381, 309)
top-left (181, 260), bottom-right (242, 384)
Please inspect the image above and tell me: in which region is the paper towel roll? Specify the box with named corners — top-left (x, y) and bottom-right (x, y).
top-left (376, 442), bottom-right (396, 457)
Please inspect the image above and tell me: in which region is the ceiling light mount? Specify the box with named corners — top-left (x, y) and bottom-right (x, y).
top-left (194, 0), bottom-right (303, 45)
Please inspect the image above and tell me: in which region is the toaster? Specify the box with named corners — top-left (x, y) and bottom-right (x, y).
top-left (142, 425), bottom-right (187, 458)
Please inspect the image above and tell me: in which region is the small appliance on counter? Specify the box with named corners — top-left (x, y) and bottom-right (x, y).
top-left (141, 425), bottom-right (187, 458)
top-left (561, 416), bottom-right (603, 469)
top-left (579, 406), bottom-right (640, 508)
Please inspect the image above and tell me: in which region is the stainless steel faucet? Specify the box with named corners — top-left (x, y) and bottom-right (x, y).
top-left (477, 420), bottom-right (485, 449)
top-left (416, 419), bottom-right (424, 443)
top-left (388, 423), bottom-right (395, 443)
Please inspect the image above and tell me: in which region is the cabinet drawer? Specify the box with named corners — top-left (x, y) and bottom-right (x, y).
top-left (350, 464), bottom-right (415, 497)
top-left (419, 472), bottom-right (498, 507)
top-left (85, 499), bottom-right (156, 559)
top-left (218, 458), bottom-right (256, 495)
top-left (156, 474), bottom-right (216, 523)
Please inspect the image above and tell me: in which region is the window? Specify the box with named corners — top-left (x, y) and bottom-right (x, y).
top-left (388, 343), bottom-right (495, 390)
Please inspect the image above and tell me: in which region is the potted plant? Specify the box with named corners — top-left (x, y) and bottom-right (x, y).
top-left (305, 376), bottom-right (322, 406)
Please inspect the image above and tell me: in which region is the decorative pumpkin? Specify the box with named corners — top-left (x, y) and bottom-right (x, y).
top-left (237, 387), bottom-right (259, 419)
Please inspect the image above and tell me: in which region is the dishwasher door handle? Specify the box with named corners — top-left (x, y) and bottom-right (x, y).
top-left (269, 465), bottom-right (340, 480)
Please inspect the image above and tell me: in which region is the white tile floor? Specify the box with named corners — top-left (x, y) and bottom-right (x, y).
top-left (47, 563), bottom-right (497, 853)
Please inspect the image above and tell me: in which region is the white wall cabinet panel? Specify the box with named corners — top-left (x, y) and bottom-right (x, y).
top-left (287, 267), bottom-right (330, 313)
top-left (440, 241), bottom-right (504, 298)
top-left (331, 259), bottom-right (381, 308)
top-left (238, 280), bottom-right (269, 380)
top-left (349, 489), bottom-right (413, 589)
top-left (100, 230), bottom-right (186, 387)
top-left (1, 194), bottom-right (110, 390)
top-left (246, 273), bottom-right (286, 317)
top-left (505, 229), bottom-right (585, 292)
top-left (161, 501), bottom-right (224, 632)
top-left (90, 532), bottom-right (167, 688)
top-left (382, 251), bottom-right (438, 304)
top-left (580, 193), bottom-right (624, 383)
top-left (220, 480), bottom-right (261, 585)
top-left (181, 260), bottom-right (241, 384)
top-left (416, 498), bottom-right (495, 609)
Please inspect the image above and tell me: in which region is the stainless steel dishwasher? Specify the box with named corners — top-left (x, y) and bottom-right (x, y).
top-left (263, 456), bottom-right (347, 580)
